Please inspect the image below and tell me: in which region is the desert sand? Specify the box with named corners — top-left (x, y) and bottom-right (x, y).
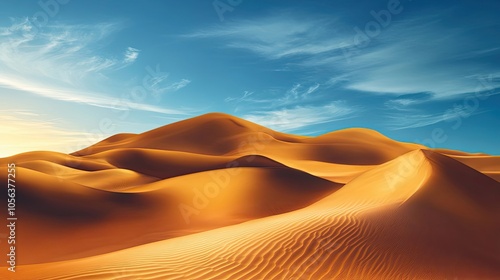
top-left (1, 112), bottom-right (499, 279)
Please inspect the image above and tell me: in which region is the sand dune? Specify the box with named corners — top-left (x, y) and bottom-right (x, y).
top-left (1, 113), bottom-right (499, 279)
top-left (73, 113), bottom-right (423, 165)
top-left (0, 165), bottom-right (340, 265)
top-left (8, 150), bottom-right (500, 279)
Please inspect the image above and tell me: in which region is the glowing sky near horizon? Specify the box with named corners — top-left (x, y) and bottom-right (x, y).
top-left (0, 0), bottom-right (499, 157)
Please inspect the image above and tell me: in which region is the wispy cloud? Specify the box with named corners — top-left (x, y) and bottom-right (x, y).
top-left (385, 99), bottom-right (419, 111)
top-left (282, 83), bottom-right (321, 102)
top-left (305, 84), bottom-right (320, 95)
top-left (225, 82), bottom-right (322, 107)
top-left (225, 91), bottom-right (255, 103)
top-left (0, 18), bottom-right (190, 115)
top-left (333, 17), bottom-right (500, 97)
top-left (243, 101), bottom-right (357, 132)
top-left (147, 73), bottom-right (192, 97)
top-left (124, 47), bottom-right (140, 63)
top-left (186, 14), bottom-right (500, 99)
top-left (291, 83), bottom-right (320, 98)
top-left (165, 78), bottom-right (191, 92)
top-left (184, 15), bottom-right (350, 59)
top-left (0, 18), bottom-right (122, 85)
top-left (384, 92), bottom-right (434, 111)
top-left (0, 75), bottom-right (186, 115)
top-left (387, 106), bottom-right (484, 130)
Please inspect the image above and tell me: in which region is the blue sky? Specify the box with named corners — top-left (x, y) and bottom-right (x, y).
top-left (0, 0), bottom-right (499, 157)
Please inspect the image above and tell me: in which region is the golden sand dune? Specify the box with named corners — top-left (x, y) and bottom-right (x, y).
top-left (0, 164), bottom-right (340, 265)
top-left (74, 113), bottom-right (422, 165)
top-left (1, 113), bottom-right (499, 279)
top-left (8, 150), bottom-right (500, 279)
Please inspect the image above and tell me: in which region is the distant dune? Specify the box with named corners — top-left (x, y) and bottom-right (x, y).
top-left (1, 112), bottom-right (499, 279)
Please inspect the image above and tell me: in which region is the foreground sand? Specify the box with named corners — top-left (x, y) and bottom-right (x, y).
top-left (1, 113), bottom-right (499, 279)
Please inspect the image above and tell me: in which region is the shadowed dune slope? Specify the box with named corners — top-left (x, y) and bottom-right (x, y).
top-left (84, 149), bottom-right (290, 180)
top-left (448, 154), bottom-right (500, 182)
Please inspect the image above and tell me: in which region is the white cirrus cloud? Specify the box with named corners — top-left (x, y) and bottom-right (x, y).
top-left (186, 14), bottom-right (500, 99)
top-left (0, 18), bottom-right (191, 115)
top-left (166, 79), bottom-right (191, 92)
top-left (225, 82), bottom-right (322, 107)
top-left (243, 101), bottom-right (358, 132)
top-left (0, 18), bottom-right (122, 85)
top-left (124, 47), bottom-right (140, 63)
top-left (386, 105), bottom-right (485, 130)
top-left (184, 15), bottom-right (350, 59)
top-left (0, 75), bottom-right (187, 115)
